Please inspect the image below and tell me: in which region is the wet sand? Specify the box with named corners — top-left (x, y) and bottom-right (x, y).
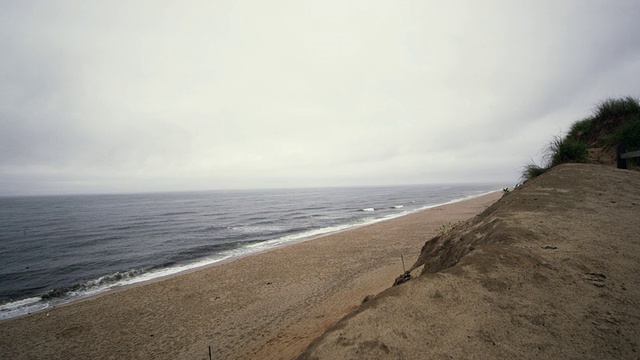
top-left (0, 192), bottom-right (501, 360)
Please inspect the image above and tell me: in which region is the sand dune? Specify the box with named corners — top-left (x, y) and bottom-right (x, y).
top-left (300, 164), bottom-right (640, 359)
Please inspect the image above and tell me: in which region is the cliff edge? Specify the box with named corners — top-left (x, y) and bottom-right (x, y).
top-left (300, 163), bottom-right (640, 359)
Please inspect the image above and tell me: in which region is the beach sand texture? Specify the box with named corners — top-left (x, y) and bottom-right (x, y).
top-left (0, 190), bottom-right (501, 359)
top-left (300, 164), bottom-right (640, 359)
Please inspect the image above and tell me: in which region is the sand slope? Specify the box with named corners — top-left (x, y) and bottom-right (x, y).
top-left (300, 164), bottom-right (640, 359)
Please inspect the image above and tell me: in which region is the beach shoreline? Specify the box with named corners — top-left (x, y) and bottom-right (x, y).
top-left (0, 189), bottom-right (500, 322)
top-left (113, 189), bottom-right (502, 290)
top-left (0, 191), bottom-right (502, 359)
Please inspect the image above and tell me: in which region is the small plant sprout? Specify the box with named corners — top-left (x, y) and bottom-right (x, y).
top-left (438, 222), bottom-right (452, 234)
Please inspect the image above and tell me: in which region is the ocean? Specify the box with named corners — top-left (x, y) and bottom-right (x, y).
top-left (0, 184), bottom-right (499, 320)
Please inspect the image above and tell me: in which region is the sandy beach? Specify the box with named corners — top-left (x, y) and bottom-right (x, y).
top-left (0, 192), bottom-right (501, 359)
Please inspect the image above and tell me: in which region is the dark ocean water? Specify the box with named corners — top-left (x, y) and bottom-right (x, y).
top-left (0, 184), bottom-right (499, 319)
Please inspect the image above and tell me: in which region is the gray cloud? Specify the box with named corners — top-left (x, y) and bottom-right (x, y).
top-left (1, 1), bottom-right (640, 195)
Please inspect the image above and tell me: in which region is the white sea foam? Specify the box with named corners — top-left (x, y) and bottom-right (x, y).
top-left (414, 190), bottom-right (498, 212)
top-left (230, 225), bottom-right (284, 233)
top-left (244, 223), bottom-right (356, 250)
top-left (0, 297), bottom-right (50, 320)
top-left (0, 297), bottom-right (41, 311)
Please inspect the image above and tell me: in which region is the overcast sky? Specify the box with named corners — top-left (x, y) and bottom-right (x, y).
top-left (2, 1), bottom-right (640, 195)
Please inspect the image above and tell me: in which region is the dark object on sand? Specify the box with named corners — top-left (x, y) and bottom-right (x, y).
top-left (393, 271), bottom-right (412, 286)
top-left (362, 295), bottom-right (375, 303)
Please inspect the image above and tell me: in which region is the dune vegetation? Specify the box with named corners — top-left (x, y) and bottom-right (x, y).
top-left (522, 96), bottom-right (640, 181)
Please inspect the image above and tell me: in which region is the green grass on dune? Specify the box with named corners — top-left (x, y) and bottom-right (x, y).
top-left (568, 117), bottom-right (593, 141)
top-left (521, 96), bottom-right (640, 181)
top-left (593, 96), bottom-right (640, 122)
top-left (608, 115), bottom-right (640, 151)
top-left (547, 136), bottom-right (589, 167)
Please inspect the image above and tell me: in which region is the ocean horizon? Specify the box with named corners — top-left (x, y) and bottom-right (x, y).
top-left (0, 183), bottom-right (501, 320)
